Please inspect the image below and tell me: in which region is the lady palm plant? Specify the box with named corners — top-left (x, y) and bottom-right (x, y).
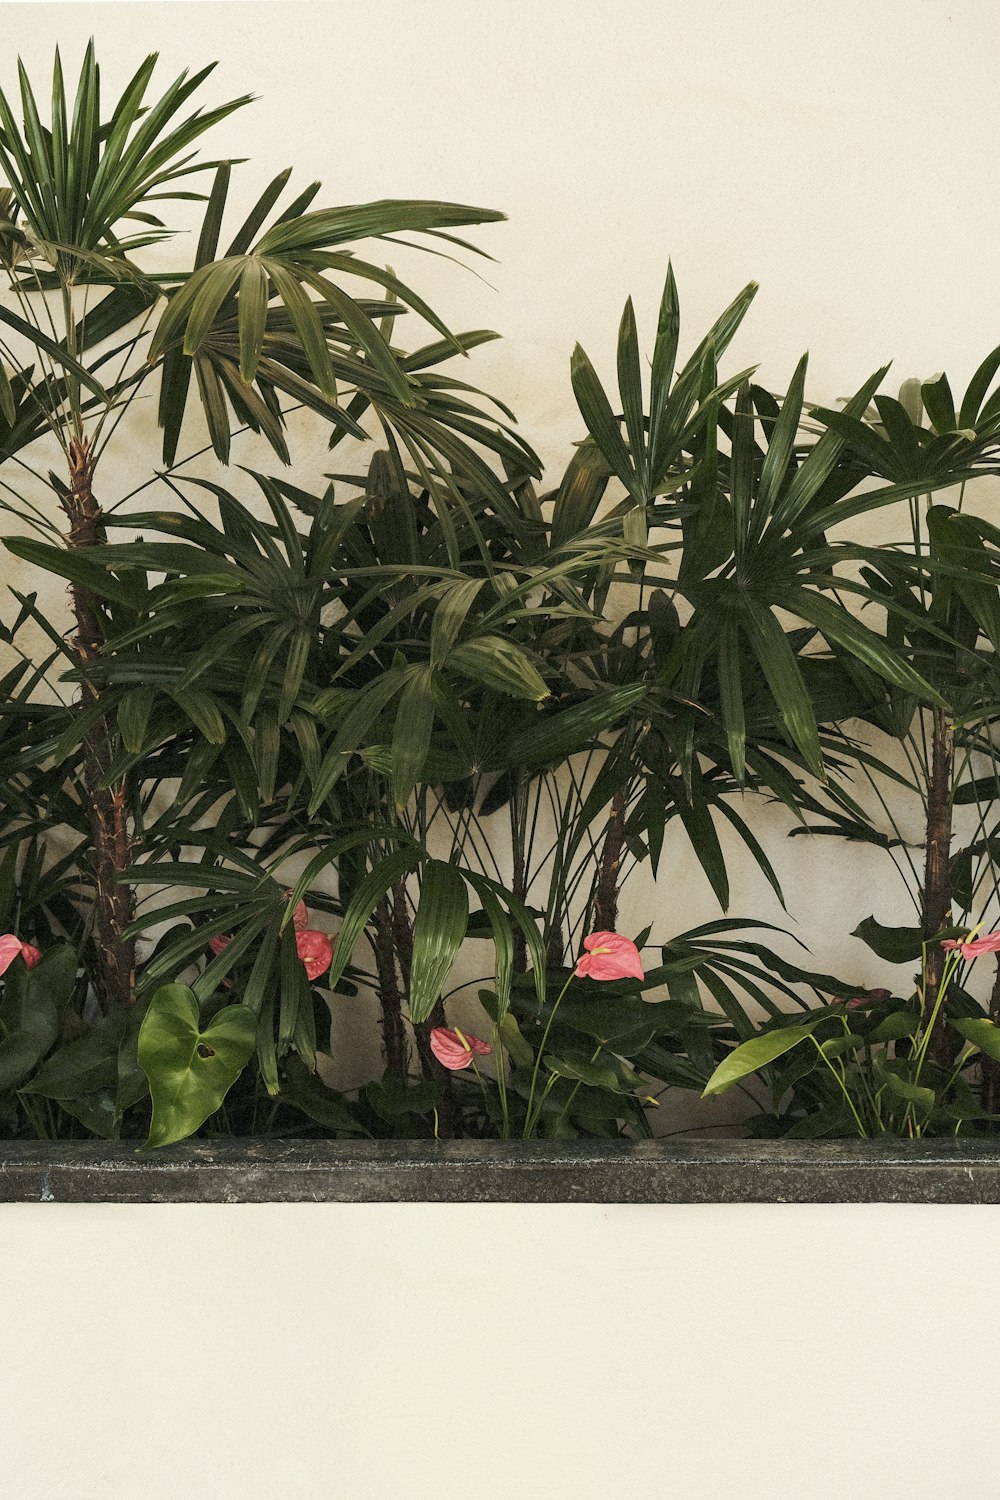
top-left (5, 48), bottom-right (1000, 1146)
top-left (30, 418), bottom-right (830, 1139)
top-left (666, 367), bottom-right (1000, 1137)
top-left (74, 269), bottom-right (1000, 1141)
top-left (787, 367), bottom-right (1000, 1068)
top-left (547, 272), bottom-right (954, 926)
top-left (0, 42), bottom-right (528, 1012)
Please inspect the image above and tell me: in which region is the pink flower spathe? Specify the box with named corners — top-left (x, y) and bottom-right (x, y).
top-left (941, 932), bottom-right (1000, 962)
top-left (0, 934), bottom-right (41, 977)
top-left (574, 931), bottom-right (645, 982)
top-left (429, 1027), bottom-right (492, 1071)
top-left (846, 987), bottom-right (891, 1011)
top-left (295, 928), bottom-right (333, 982)
top-left (207, 914), bottom-right (333, 983)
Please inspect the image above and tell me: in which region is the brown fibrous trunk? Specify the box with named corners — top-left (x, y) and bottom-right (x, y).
top-left (60, 436), bottom-right (135, 1010)
top-left (371, 894), bottom-right (409, 1083)
top-left (922, 708), bottom-right (954, 1065)
top-left (593, 787), bottom-right (628, 933)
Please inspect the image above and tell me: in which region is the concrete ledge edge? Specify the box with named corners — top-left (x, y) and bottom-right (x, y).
top-left (1, 1138), bottom-right (1000, 1203)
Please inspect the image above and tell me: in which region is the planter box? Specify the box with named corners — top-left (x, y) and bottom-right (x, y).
top-left (3, 1137), bottom-right (1000, 1203)
top-left (4, 1139), bottom-right (1000, 1499)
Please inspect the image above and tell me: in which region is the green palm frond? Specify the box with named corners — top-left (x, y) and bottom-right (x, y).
top-left (0, 43), bottom-right (251, 261)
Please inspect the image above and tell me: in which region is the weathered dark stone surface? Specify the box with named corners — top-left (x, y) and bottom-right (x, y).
top-left (2, 1137), bottom-right (1000, 1203)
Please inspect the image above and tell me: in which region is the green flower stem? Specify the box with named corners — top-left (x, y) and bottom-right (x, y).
top-left (942, 1048), bottom-right (974, 1101)
top-left (913, 950), bottom-right (960, 1088)
top-left (842, 1015), bottom-right (879, 1120)
top-left (809, 1034), bottom-right (867, 1138)
top-left (523, 969), bottom-right (575, 1139)
top-left (14, 1087), bottom-right (49, 1140)
top-left (491, 1024), bottom-right (510, 1140)
top-left (531, 1071), bottom-right (561, 1136)
top-left (469, 1055), bottom-right (492, 1123)
top-left (551, 1045), bottom-right (603, 1137)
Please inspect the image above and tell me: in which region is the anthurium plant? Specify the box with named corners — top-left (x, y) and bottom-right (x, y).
top-left (704, 927), bottom-right (1000, 1138)
top-left (3, 44), bottom-right (1000, 1148)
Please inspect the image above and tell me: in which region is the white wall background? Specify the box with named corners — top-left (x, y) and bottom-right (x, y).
top-left (3, 1199), bottom-right (1000, 1500)
top-left (4, 5), bottom-right (1000, 1500)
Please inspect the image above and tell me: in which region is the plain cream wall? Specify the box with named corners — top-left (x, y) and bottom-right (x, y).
top-left (2, 1200), bottom-right (1000, 1500)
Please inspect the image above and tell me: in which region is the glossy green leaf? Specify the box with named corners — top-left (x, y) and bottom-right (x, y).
top-left (25, 1013), bottom-right (124, 1099)
top-left (616, 296), bottom-right (646, 491)
top-left (882, 1069), bottom-right (934, 1116)
top-left (950, 1016), bottom-right (1000, 1062)
top-left (279, 1056), bottom-right (367, 1135)
top-left (743, 599), bottom-right (823, 775)
top-left (570, 342), bottom-right (634, 492)
top-left (408, 860), bottom-right (469, 1025)
top-left (503, 685), bottom-right (645, 769)
top-left (550, 443), bottom-right (610, 548)
top-left (545, 1053), bottom-right (638, 1094)
top-left (237, 255), bottom-right (269, 384)
top-left (325, 846), bottom-right (424, 995)
top-left (138, 984), bottom-right (257, 1148)
top-left (852, 917), bottom-right (924, 964)
top-left (391, 665), bottom-right (435, 808)
top-left (0, 359), bottom-right (15, 426)
top-left (448, 637), bottom-right (548, 700)
top-left (868, 1010), bottom-right (919, 1043)
top-left (703, 1021), bottom-right (821, 1096)
top-left (497, 1010), bottom-right (533, 1068)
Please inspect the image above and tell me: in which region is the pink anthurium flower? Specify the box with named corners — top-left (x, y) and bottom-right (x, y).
top-left (846, 987), bottom-right (891, 1010)
top-left (941, 932), bottom-right (1000, 962)
top-left (208, 915), bottom-right (333, 983)
top-left (0, 934), bottom-right (41, 976)
top-left (574, 931), bottom-right (645, 982)
top-left (207, 932), bottom-right (235, 988)
top-left (295, 928), bottom-right (333, 982)
top-left (429, 1026), bottom-right (492, 1071)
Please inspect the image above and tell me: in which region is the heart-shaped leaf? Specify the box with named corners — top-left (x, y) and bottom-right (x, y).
top-left (868, 1010), bottom-right (919, 1043)
top-left (0, 944), bottom-right (76, 1092)
top-left (544, 1053), bottom-right (642, 1095)
top-left (882, 1069), bottom-right (935, 1117)
top-left (138, 984), bottom-right (257, 1148)
top-left (23, 1011), bottom-right (125, 1100)
top-left (852, 916), bottom-right (924, 964)
top-left (950, 1015), bottom-right (1000, 1062)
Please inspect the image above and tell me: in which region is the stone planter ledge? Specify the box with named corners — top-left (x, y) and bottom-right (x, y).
top-left (2, 1137), bottom-right (1000, 1203)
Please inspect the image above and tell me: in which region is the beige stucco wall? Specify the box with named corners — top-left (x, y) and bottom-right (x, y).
top-left (3, 1198), bottom-right (1000, 1500)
